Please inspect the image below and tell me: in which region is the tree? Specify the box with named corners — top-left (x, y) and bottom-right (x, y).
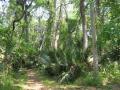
top-left (80, 0), bottom-right (88, 52)
top-left (90, 1), bottom-right (99, 74)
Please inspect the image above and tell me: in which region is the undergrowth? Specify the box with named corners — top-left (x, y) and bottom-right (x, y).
top-left (0, 68), bottom-right (27, 90)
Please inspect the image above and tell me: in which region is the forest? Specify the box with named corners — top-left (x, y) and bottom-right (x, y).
top-left (0, 0), bottom-right (120, 90)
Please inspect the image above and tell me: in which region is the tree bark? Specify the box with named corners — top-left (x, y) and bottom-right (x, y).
top-left (80, 0), bottom-right (88, 52)
top-left (52, 0), bottom-right (61, 50)
top-left (90, 1), bottom-right (99, 74)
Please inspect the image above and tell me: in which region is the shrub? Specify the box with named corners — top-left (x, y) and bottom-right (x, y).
top-left (100, 61), bottom-right (120, 85)
top-left (82, 72), bottom-right (103, 86)
top-left (0, 73), bottom-right (14, 90)
top-left (58, 65), bottom-right (82, 84)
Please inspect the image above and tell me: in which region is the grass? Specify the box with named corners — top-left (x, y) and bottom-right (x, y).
top-left (0, 66), bottom-right (119, 90)
top-left (35, 67), bottom-right (120, 90)
top-left (36, 69), bottom-right (98, 89)
top-left (13, 69), bottom-right (28, 84)
top-left (36, 69), bottom-right (58, 86)
top-left (0, 68), bottom-right (28, 90)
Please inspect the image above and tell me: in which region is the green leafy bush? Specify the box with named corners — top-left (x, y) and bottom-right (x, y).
top-left (100, 61), bottom-right (120, 85)
top-left (0, 73), bottom-right (14, 90)
top-left (82, 72), bottom-right (103, 86)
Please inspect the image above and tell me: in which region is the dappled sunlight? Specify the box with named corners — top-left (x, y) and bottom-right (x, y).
top-left (102, 77), bottom-right (110, 86)
top-left (21, 69), bottom-right (46, 90)
top-left (22, 83), bottom-right (45, 90)
top-left (42, 80), bottom-right (56, 85)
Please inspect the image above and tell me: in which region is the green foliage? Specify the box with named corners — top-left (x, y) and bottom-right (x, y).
top-left (98, 20), bottom-right (120, 63)
top-left (99, 22), bottom-right (120, 48)
top-left (0, 72), bottom-right (22, 90)
top-left (100, 62), bottom-right (120, 85)
top-left (58, 65), bottom-right (82, 84)
top-left (0, 75), bottom-right (14, 90)
top-left (0, 68), bottom-right (27, 90)
top-left (67, 19), bottom-right (78, 33)
top-left (35, 0), bottom-right (46, 6)
top-left (11, 40), bottom-right (38, 71)
top-left (80, 72), bottom-right (103, 86)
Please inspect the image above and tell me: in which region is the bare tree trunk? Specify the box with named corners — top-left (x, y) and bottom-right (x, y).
top-left (51, 0), bottom-right (57, 49)
top-left (80, 0), bottom-right (88, 52)
top-left (52, 0), bottom-right (61, 50)
top-left (53, 0), bottom-right (58, 50)
top-left (90, 1), bottom-right (99, 74)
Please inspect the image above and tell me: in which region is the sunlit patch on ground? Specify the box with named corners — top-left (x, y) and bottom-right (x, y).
top-left (20, 69), bottom-right (46, 90)
top-left (12, 69), bottom-right (120, 90)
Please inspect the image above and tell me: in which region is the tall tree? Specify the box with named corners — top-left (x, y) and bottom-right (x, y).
top-left (90, 1), bottom-right (99, 74)
top-left (22, 0), bottom-right (33, 42)
top-left (80, 0), bottom-right (88, 52)
top-left (52, 0), bottom-right (62, 50)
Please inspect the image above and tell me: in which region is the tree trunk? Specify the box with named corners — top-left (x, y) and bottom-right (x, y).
top-left (23, 11), bottom-right (29, 42)
top-left (23, 1), bottom-right (29, 42)
top-left (80, 0), bottom-right (88, 52)
top-left (90, 1), bottom-right (99, 74)
top-left (52, 0), bottom-right (61, 50)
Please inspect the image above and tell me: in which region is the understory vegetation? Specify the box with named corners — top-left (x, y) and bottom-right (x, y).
top-left (0, 0), bottom-right (120, 89)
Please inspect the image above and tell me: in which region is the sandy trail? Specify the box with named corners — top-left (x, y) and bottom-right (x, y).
top-left (17, 69), bottom-right (120, 90)
top-left (22, 69), bottom-right (47, 90)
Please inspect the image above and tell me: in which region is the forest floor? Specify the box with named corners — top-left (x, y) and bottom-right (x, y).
top-left (15, 69), bottom-right (120, 90)
top-left (20, 69), bottom-right (47, 90)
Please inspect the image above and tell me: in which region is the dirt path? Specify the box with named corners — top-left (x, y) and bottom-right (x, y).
top-left (22, 69), bottom-right (47, 90)
top-left (19, 69), bottom-right (120, 90)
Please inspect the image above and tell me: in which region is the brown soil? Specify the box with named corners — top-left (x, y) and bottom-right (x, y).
top-left (22, 69), bottom-right (48, 90)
